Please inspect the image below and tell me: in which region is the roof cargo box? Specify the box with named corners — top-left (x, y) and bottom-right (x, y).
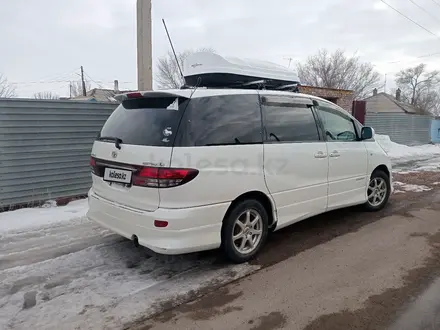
top-left (183, 52), bottom-right (301, 90)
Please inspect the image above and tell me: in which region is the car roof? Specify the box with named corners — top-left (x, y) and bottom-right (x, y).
top-left (115, 88), bottom-right (347, 115)
top-left (117, 88), bottom-right (330, 102)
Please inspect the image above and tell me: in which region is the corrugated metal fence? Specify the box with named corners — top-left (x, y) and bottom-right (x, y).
top-left (0, 99), bottom-right (117, 208)
top-left (365, 112), bottom-right (432, 146)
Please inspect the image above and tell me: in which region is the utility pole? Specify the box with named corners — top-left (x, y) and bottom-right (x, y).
top-left (137, 0), bottom-right (153, 90)
top-left (69, 81), bottom-right (72, 98)
top-left (80, 66), bottom-right (87, 96)
top-left (283, 57), bottom-right (293, 69)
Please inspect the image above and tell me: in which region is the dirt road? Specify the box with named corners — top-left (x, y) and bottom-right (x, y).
top-left (131, 172), bottom-right (440, 330)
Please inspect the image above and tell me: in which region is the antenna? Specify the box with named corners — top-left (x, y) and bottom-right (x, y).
top-left (162, 19), bottom-right (184, 81)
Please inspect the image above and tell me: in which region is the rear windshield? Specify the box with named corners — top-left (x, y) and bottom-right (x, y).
top-left (98, 97), bottom-right (187, 147)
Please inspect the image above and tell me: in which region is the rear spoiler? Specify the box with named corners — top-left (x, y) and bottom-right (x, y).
top-left (114, 91), bottom-right (191, 102)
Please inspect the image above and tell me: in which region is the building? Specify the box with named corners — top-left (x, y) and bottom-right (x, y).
top-left (70, 80), bottom-right (135, 103)
top-left (298, 85), bottom-right (354, 113)
top-left (363, 88), bottom-right (432, 145)
top-left (71, 88), bottom-right (120, 103)
top-left (432, 117), bottom-right (440, 144)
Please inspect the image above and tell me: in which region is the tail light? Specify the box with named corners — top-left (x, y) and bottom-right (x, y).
top-left (133, 167), bottom-right (199, 188)
top-left (90, 156), bottom-right (98, 174)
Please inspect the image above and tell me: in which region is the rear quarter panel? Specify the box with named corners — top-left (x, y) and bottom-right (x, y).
top-left (161, 145), bottom-right (269, 208)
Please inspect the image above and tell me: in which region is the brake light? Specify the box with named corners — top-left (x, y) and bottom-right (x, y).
top-left (90, 156), bottom-right (97, 174)
top-left (132, 167), bottom-right (199, 188)
top-left (126, 92), bottom-right (143, 98)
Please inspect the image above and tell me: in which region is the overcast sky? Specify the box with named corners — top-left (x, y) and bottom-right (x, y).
top-left (1, 0), bottom-right (440, 98)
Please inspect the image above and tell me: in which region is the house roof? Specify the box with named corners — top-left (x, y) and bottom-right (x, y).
top-left (70, 88), bottom-right (136, 103)
top-left (298, 85), bottom-right (354, 94)
top-left (364, 92), bottom-right (423, 114)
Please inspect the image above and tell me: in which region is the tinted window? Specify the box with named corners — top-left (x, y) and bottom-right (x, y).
top-left (262, 98), bottom-right (320, 142)
top-left (177, 94), bottom-right (262, 146)
top-left (317, 106), bottom-right (358, 141)
top-left (99, 97), bottom-right (186, 147)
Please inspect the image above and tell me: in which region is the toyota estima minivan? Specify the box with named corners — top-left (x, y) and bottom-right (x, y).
top-left (87, 53), bottom-right (392, 263)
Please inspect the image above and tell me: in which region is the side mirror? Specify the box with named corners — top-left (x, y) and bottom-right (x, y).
top-left (361, 127), bottom-right (374, 140)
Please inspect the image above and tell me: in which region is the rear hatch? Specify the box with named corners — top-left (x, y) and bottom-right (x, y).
top-left (90, 92), bottom-right (189, 211)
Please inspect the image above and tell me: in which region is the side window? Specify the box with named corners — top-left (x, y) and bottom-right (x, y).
top-left (179, 94), bottom-right (262, 146)
top-left (262, 97), bottom-right (320, 142)
top-left (317, 106), bottom-right (358, 141)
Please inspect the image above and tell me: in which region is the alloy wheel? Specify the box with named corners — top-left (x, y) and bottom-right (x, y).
top-left (232, 209), bottom-right (263, 255)
top-left (367, 177), bottom-right (387, 207)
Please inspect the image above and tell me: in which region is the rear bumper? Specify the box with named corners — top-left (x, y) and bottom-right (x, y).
top-left (87, 190), bottom-right (228, 255)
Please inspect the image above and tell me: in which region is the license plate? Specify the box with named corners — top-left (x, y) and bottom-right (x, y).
top-left (103, 168), bottom-right (132, 184)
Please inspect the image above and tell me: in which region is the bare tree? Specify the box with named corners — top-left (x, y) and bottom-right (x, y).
top-left (395, 63), bottom-right (440, 114)
top-left (0, 74), bottom-right (16, 98)
top-left (156, 48), bottom-right (215, 89)
top-left (297, 49), bottom-right (381, 99)
top-left (418, 91), bottom-right (440, 116)
top-left (70, 80), bottom-right (92, 97)
top-left (34, 92), bottom-right (59, 100)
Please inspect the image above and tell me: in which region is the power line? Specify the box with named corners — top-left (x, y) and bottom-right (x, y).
top-left (388, 50), bottom-right (440, 64)
top-left (31, 67), bottom-right (80, 85)
top-left (407, 0), bottom-right (440, 24)
top-left (10, 80), bottom-right (135, 85)
top-left (381, 0), bottom-right (440, 39)
top-left (431, 0), bottom-right (440, 8)
top-left (83, 71), bottom-right (104, 87)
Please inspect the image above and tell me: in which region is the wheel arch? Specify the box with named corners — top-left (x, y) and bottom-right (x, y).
top-left (372, 164), bottom-right (390, 178)
top-left (222, 190), bottom-right (276, 230)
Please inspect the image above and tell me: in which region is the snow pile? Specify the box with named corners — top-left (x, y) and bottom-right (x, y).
top-left (375, 134), bottom-right (440, 160)
top-left (393, 181), bottom-right (432, 193)
top-left (0, 199), bottom-right (88, 233)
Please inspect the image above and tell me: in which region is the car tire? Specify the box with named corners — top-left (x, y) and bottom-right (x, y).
top-left (364, 170), bottom-right (391, 212)
top-left (221, 199), bottom-right (269, 264)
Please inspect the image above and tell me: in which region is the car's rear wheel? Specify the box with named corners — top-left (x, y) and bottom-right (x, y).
top-left (222, 199), bottom-right (269, 263)
top-left (364, 170), bottom-right (391, 211)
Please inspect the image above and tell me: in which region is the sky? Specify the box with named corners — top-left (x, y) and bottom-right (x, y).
top-left (1, 0), bottom-right (440, 98)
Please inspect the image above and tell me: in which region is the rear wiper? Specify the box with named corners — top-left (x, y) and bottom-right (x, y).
top-left (97, 136), bottom-right (123, 149)
top-left (269, 133), bottom-right (280, 142)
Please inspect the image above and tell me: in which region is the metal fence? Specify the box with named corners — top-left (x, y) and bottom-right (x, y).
top-left (0, 99), bottom-right (117, 208)
top-left (365, 112), bottom-right (432, 146)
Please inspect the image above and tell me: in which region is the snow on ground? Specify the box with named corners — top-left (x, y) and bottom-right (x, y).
top-left (391, 155), bottom-right (440, 174)
top-left (393, 181), bottom-right (432, 193)
top-left (0, 199), bottom-right (89, 233)
top-left (375, 134), bottom-right (440, 161)
top-left (0, 203), bottom-right (258, 330)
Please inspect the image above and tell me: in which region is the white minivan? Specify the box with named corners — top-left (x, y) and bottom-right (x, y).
top-left (87, 54), bottom-right (392, 263)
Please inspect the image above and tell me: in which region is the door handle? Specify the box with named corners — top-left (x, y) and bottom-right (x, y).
top-left (329, 150), bottom-right (340, 158)
top-left (314, 151), bottom-right (328, 158)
